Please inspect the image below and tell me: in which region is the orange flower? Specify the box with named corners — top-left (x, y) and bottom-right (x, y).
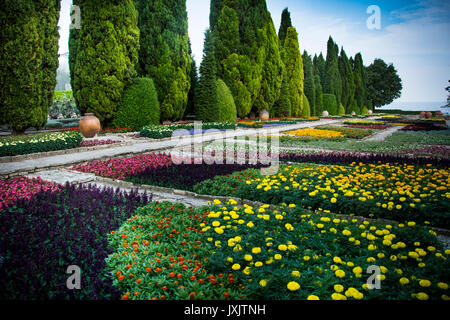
top-left (169, 272), bottom-right (175, 278)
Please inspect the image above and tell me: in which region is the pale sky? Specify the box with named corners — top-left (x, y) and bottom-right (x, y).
top-left (58, 0), bottom-right (450, 104)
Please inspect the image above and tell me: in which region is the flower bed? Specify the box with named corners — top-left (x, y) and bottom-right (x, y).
top-left (64, 127), bottom-right (134, 134)
top-left (106, 202), bottom-right (246, 300)
top-left (0, 183), bottom-right (151, 299)
top-left (108, 200), bottom-right (450, 300)
top-left (343, 120), bottom-right (386, 126)
top-left (125, 161), bottom-right (269, 192)
top-left (0, 176), bottom-right (61, 211)
top-left (0, 131), bottom-right (82, 157)
top-left (72, 153), bottom-right (172, 180)
top-left (194, 163), bottom-right (450, 228)
top-left (140, 123), bottom-right (236, 139)
top-left (345, 124), bottom-right (393, 130)
top-left (79, 139), bottom-right (121, 147)
top-left (238, 117), bottom-right (320, 129)
top-left (283, 128), bottom-right (346, 140)
top-left (316, 126), bottom-right (374, 139)
top-left (401, 124), bottom-right (448, 132)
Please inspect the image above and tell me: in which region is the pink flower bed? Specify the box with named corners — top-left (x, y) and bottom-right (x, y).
top-left (71, 153), bottom-right (173, 180)
top-left (80, 139), bottom-right (121, 147)
top-left (0, 176), bottom-right (61, 211)
top-left (344, 124), bottom-right (393, 130)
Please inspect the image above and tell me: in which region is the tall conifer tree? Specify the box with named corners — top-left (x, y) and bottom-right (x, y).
top-left (0, 0), bottom-right (60, 133)
top-left (278, 8), bottom-right (292, 48)
top-left (284, 26), bottom-right (304, 117)
top-left (323, 36), bottom-right (342, 107)
top-left (353, 52), bottom-right (367, 112)
top-left (135, 0), bottom-right (191, 121)
top-left (338, 47), bottom-right (355, 113)
top-left (74, 0), bottom-right (139, 125)
top-left (303, 50), bottom-right (316, 117)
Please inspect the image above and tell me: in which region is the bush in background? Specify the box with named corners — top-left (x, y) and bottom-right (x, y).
top-left (113, 78), bottom-right (160, 131)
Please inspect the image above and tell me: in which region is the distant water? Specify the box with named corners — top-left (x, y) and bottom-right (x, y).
top-left (378, 101), bottom-right (449, 114)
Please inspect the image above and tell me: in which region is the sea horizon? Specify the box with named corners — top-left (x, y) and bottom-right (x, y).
top-left (378, 101), bottom-right (449, 114)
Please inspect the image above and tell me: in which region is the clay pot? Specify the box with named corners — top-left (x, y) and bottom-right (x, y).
top-left (435, 111), bottom-right (443, 117)
top-left (259, 109), bottom-right (270, 121)
top-left (368, 110), bottom-right (373, 115)
top-left (425, 112), bottom-right (432, 119)
top-left (322, 111), bottom-right (329, 117)
top-left (79, 113), bottom-right (101, 138)
top-left (420, 111), bottom-right (426, 118)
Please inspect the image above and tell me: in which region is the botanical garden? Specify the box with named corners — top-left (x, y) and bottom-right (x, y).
top-left (0, 0), bottom-right (449, 303)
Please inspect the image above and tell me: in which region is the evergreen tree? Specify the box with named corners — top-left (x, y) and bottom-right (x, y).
top-left (314, 75), bottom-right (323, 116)
top-left (0, 0), bottom-right (60, 133)
top-left (323, 36), bottom-right (342, 107)
top-left (69, 0), bottom-right (79, 98)
top-left (185, 40), bottom-right (198, 117)
top-left (278, 8), bottom-right (292, 48)
top-left (74, 0), bottom-right (139, 125)
top-left (216, 79), bottom-right (237, 123)
top-left (284, 26), bottom-right (304, 117)
top-left (313, 53), bottom-right (326, 89)
top-left (303, 50), bottom-right (316, 117)
top-left (338, 47), bottom-right (355, 113)
top-left (353, 53), bottom-right (367, 112)
top-left (136, 0), bottom-right (191, 121)
top-left (211, 0), bottom-right (283, 118)
top-left (322, 93), bottom-right (337, 115)
top-left (272, 64), bottom-right (291, 117)
top-left (301, 93), bottom-right (311, 117)
top-left (195, 30), bottom-right (218, 122)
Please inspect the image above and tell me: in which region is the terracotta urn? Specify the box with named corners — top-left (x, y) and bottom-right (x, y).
top-left (322, 110), bottom-right (329, 117)
top-left (368, 110), bottom-right (373, 115)
top-left (435, 111), bottom-right (443, 117)
top-left (425, 112), bottom-right (432, 119)
top-left (259, 109), bottom-right (270, 121)
top-left (420, 111), bottom-right (426, 118)
top-left (79, 113), bottom-right (101, 138)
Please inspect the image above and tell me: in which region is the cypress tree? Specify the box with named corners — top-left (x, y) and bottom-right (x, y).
top-left (272, 64), bottom-right (291, 117)
top-left (353, 53), bottom-right (367, 112)
top-left (185, 40), bottom-right (198, 117)
top-left (278, 8), bottom-right (292, 48)
top-left (322, 93), bottom-right (337, 115)
top-left (195, 30), bottom-right (218, 122)
top-left (313, 53), bottom-right (326, 89)
top-left (301, 93), bottom-right (311, 117)
top-left (284, 26), bottom-right (304, 117)
top-left (136, 0), bottom-right (191, 121)
top-left (69, 0), bottom-right (79, 97)
top-left (74, 0), bottom-right (139, 125)
top-left (323, 36), bottom-right (342, 107)
top-left (303, 50), bottom-right (316, 117)
top-left (0, 0), bottom-right (60, 133)
top-left (338, 47), bottom-right (355, 113)
top-left (314, 75), bottom-right (323, 116)
top-left (211, 0), bottom-right (283, 118)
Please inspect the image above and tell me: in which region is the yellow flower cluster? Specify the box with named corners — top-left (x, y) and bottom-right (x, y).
top-left (202, 199), bottom-right (450, 300)
top-left (283, 128), bottom-right (345, 138)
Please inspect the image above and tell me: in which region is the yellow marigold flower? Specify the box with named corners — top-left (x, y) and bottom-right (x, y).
top-left (291, 270), bottom-right (301, 277)
top-left (232, 264), bottom-right (241, 271)
top-left (287, 281), bottom-right (300, 291)
top-left (307, 295), bottom-right (320, 300)
top-left (278, 244), bottom-right (288, 251)
top-left (352, 266), bottom-right (363, 274)
top-left (335, 270), bottom-right (346, 278)
top-left (244, 254), bottom-right (253, 261)
top-left (416, 292), bottom-right (429, 300)
top-left (213, 199), bottom-right (221, 205)
top-left (259, 279), bottom-right (267, 287)
top-left (303, 256), bottom-right (310, 261)
top-left (252, 247), bottom-right (261, 254)
top-left (438, 282), bottom-right (449, 290)
top-left (334, 284), bottom-right (344, 293)
top-left (214, 227), bottom-right (224, 235)
top-left (255, 261), bottom-right (263, 267)
top-left (274, 254), bottom-right (282, 260)
top-left (419, 280), bottom-right (431, 287)
top-left (331, 293), bottom-right (347, 300)
top-left (399, 277), bottom-right (410, 285)
top-left (246, 221), bottom-right (254, 228)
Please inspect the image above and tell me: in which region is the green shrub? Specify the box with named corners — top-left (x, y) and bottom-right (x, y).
top-left (338, 103), bottom-right (346, 115)
top-left (216, 79), bottom-right (237, 123)
top-left (322, 94), bottom-right (337, 115)
top-left (113, 78), bottom-right (160, 131)
top-left (0, 131), bottom-right (82, 157)
top-left (301, 94), bottom-right (311, 117)
top-left (361, 106), bottom-right (369, 115)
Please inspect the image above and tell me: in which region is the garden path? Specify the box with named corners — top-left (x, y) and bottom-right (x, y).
top-left (0, 118), bottom-right (351, 176)
top-left (360, 125), bottom-right (406, 142)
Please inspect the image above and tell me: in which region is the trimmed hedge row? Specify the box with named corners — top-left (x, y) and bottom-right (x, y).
top-left (140, 123), bottom-right (236, 139)
top-left (0, 131), bottom-right (82, 157)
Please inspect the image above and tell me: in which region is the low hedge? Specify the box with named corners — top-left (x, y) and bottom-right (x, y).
top-left (140, 123), bottom-right (236, 139)
top-left (0, 131), bottom-right (82, 157)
